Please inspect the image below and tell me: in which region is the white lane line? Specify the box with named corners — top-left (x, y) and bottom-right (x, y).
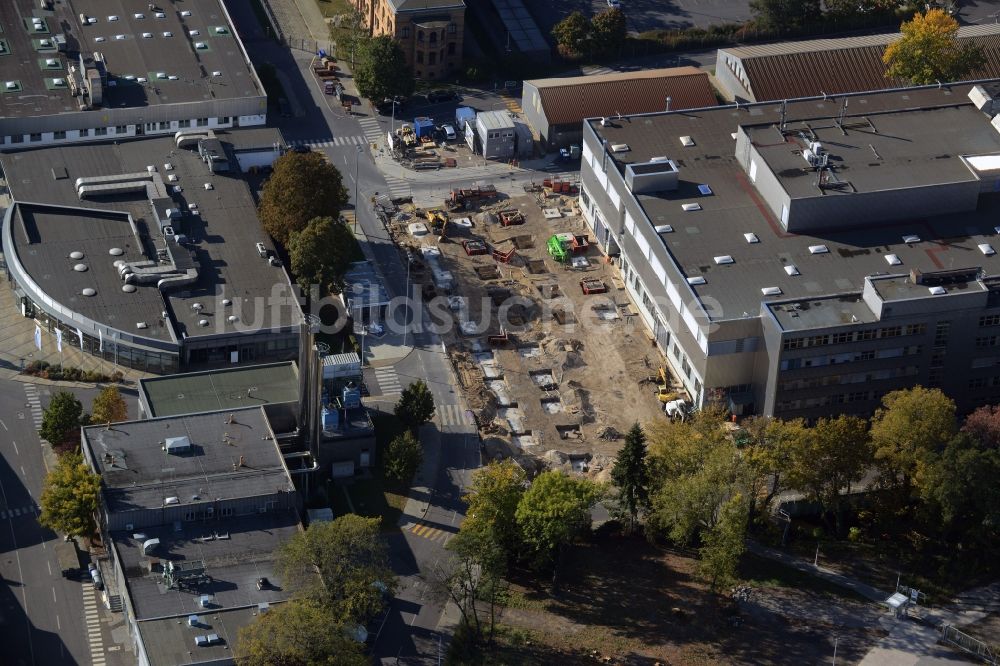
top-left (11, 440), bottom-right (17, 455)
top-left (20, 466), bottom-right (25, 477)
top-left (56, 614), bottom-right (60, 630)
top-left (52, 587), bottom-right (56, 603)
top-left (0, 418), bottom-right (7, 430)
top-left (47, 560), bottom-right (51, 575)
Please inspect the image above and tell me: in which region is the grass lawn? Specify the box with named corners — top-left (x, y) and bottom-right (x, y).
top-left (738, 553), bottom-right (869, 602)
top-left (314, 0), bottom-right (352, 19)
top-left (340, 473), bottom-right (407, 531)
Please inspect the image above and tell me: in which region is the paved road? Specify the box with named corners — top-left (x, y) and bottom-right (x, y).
top-left (0, 379), bottom-right (128, 666)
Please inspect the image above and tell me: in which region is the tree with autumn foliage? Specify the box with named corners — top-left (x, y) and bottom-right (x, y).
top-left (883, 9), bottom-right (983, 85)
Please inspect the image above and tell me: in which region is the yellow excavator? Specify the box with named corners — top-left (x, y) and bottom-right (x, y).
top-left (653, 367), bottom-right (680, 403)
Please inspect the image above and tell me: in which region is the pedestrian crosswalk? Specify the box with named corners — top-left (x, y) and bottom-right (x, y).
top-left (83, 586), bottom-right (107, 666)
top-left (499, 92), bottom-right (521, 114)
top-left (402, 520), bottom-right (454, 545)
top-left (384, 174), bottom-right (411, 202)
top-left (359, 116), bottom-right (384, 146)
top-left (0, 504), bottom-right (37, 520)
top-left (436, 403), bottom-right (475, 427)
top-left (24, 383), bottom-right (44, 433)
top-left (293, 135), bottom-right (366, 149)
top-left (373, 366), bottom-right (402, 396)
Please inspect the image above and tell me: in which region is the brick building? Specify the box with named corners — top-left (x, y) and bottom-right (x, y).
top-left (352, 0), bottom-right (465, 80)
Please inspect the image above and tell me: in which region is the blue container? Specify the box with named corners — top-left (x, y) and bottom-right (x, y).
top-left (322, 406), bottom-right (340, 431)
top-left (342, 385), bottom-right (361, 409)
top-left (413, 117), bottom-right (435, 138)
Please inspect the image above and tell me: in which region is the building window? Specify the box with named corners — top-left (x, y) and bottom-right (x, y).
top-left (115, 125), bottom-right (128, 133)
top-left (416, 51), bottom-right (423, 64)
top-left (95, 127), bottom-right (108, 135)
top-left (858, 329), bottom-right (876, 341)
top-left (429, 32), bottom-right (437, 44)
top-left (831, 332), bottom-right (853, 344)
top-left (401, 26), bottom-right (410, 38)
top-left (178, 119), bottom-right (191, 128)
top-left (448, 42), bottom-right (456, 55)
top-left (54, 130), bottom-right (66, 140)
top-left (934, 321), bottom-right (951, 346)
top-left (219, 116), bottom-right (230, 124)
top-left (183, 510), bottom-right (196, 521)
top-left (417, 30), bottom-right (424, 42)
top-left (196, 117), bottom-right (209, 127)
top-left (159, 121), bottom-right (170, 130)
top-left (905, 323), bottom-right (925, 336)
top-left (428, 52), bottom-right (436, 65)
top-left (448, 22), bottom-right (457, 34)
top-left (878, 326), bottom-right (901, 339)
top-left (221, 507), bottom-right (234, 518)
top-left (11, 134), bottom-right (23, 143)
top-left (782, 338), bottom-right (803, 351)
top-left (30, 133), bottom-right (42, 142)
top-left (980, 314), bottom-right (1000, 327)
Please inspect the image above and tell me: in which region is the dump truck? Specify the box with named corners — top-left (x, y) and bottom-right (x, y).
top-left (55, 539), bottom-right (82, 579)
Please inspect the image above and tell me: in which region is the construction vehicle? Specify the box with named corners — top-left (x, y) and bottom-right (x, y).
top-left (425, 209), bottom-right (447, 230)
top-left (56, 539), bottom-right (83, 579)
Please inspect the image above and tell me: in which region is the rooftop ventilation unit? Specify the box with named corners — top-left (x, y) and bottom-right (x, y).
top-left (902, 234), bottom-right (921, 244)
top-left (107, 15), bottom-right (118, 21)
top-left (136, 322), bottom-right (148, 329)
top-left (211, 70), bottom-right (222, 77)
top-left (142, 538), bottom-right (160, 554)
top-left (142, 32), bottom-right (152, 39)
top-left (808, 244), bottom-right (829, 255)
top-left (681, 203), bottom-right (702, 212)
top-left (134, 13), bottom-right (145, 19)
top-left (980, 243), bottom-right (996, 256)
top-left (204, 183), bottom-right (213, 190)
top-left (625, 158), bottom-right (679, 194)
top-left (655, 224), bottom-right (673, 234)
top-left (744, 233), bottom-right (759, 244)
top-left (679, 136), bottom-right (695, 147)
top-left (885, 254), bottom-right (902, 266)
top-left (189, 30), bottom-right (200, 37)
top-left (784, 265), bottom-right (800, 276)
top-left (199, 594), bottom-right (212, 608)
top-left (698, 184), bottom-right (713, 195)
top-left (194, 636), bottom-right (209, 647)
top-left (970, 85), bottom-right (1000, 115)
top-left (714, 255), bottom-right (734, 265)
top-left (687, 276), bottom-right (706, 285)
top-left (181, 10), bottom-right (192, 17)
top-left (155, 12), bottom-right (165, 18)
top-left (188, 615), bottom-right (199, 627)
top-left (610, 143), bottom-right (630, 153)
top-left (162, 31), bottom-right (172, 37)
top-left (761, 287), bottom-right (782, 296)
top-left (164, 436), bottom-right (192, 454)
top-left (929, 286), bottom-right (947, 296)
top-left (164, 496), bottom-right (180, 505)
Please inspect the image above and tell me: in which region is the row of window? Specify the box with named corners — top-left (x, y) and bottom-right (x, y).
top-left (5, 117), bottom-right (230, 145)
top-left (415, 43), bottom-right (456, 63)
top-left (776, 390), bottom-right (875, 411)
top-left (975, 335), bottom-right (1000, 348)
top-left (782, 324), bottom-right (926, 350)
top-left (980, 314), bottom-right (1000, 327)
top-left (779, 365), bottom-right (919, 391)
top-left (779, 345), bottom-right (923, 370)
top-left (969, 375), bottom-right (1000, 389)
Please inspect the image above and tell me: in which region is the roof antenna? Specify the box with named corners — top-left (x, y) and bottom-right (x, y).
top-left (821, 91), bottom-right (828, 101)
top-left (665, 96), bottom-right (672, 112)
top-left (838, 98), bottom-right (849, 127)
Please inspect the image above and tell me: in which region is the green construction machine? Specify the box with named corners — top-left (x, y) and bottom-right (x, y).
top-left (547, 235), bottom-right (569, 263)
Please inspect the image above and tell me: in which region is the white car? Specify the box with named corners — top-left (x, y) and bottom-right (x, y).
top-left (607, 0), bottom-right (621, 7)
top-left (442, 124), bottom-right (457, 141)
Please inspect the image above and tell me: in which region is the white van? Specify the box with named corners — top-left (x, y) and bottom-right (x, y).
top-left (442, 124), bottom-right (456, 141)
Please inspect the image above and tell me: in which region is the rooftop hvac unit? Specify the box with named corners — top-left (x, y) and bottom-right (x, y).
top-left (199, 594), bottom-right (212, 608)
top-left (164, 435), bottom-right (192, 454)
top-left (929, 286), bottom-right (947, 296)
top-left (142, 538), bottom-right (160, 554)
top-left (164, 496), bottom-right (180, 505)
top-left (761, 287), bottom-right (782, 296)
top-left (194, 635), bottom-right (209, 647)
top-left (188, 615), bottom-right (199, 627)
top-left (744, 233), bottom-right (759, 244)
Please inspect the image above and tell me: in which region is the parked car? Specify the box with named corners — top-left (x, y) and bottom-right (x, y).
top-left (277, 97), bottom-right (292, 118)
top-left (376, 96), bottom-right (406, 115)
top-left (291, 144), bottom-right (311, 154)
top-left (442, 124), bottom-right (457, 141)
top-left (426, 89), bottom-right (460, 103)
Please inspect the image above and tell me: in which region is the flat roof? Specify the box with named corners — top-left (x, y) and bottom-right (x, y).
top-left (140, 362), bottom-right (300, 418)
top-left (114, 512), bottom-right (298, 622)
top-left (2, 132), bottom-right (300, 340)
top-left (138, 605), bottom-right (278, 666)
top-left (477, 109), bottom-right (515, 131)
top-left (869, 273), bottom-right (988, 302)
top-left (0, 0), bottom-right (261, 121)
top-left (767, 294), bottom-right (877, 331)
top-left (588, 84), bottom-right (1000, 320)
top-left (82, 407), bottom-right (293, 513)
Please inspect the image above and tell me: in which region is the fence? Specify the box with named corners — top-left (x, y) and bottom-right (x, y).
top-left (941, 624), bottom-right (997, 664)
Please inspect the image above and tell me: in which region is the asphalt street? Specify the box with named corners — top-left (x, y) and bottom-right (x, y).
top-left (0, 379), bottom-right (126, 666)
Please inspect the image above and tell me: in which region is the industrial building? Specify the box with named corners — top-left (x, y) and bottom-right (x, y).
top-left (0, 0), bottom-right (266, 148)
top-left (80, 407), bottom-right (302, 666)
top-left (579, 80), bottom-right (1000, 420)
top-left (715, 23), bottom-right (1000, 103)
top-left (521, 67), bottom-right (717, 151)
top-left (0, 131), bottom-right (301, 373)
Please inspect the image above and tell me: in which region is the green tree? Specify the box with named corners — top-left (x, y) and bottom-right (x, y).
top-left (739, 416), bottom-right (808, 523)
top-left (610, 423), bottom-right (650, 535)
top-left (515, 471), bottom-right (601, 583)
top-left (91, 386), bottom-right (128, 426)
top-left (463, 460), bottom-right (526, 560)
top-left (287, 216), bottom-right (357, 293)
top-left (277, 515), bottom-right (395, 624)
top-left (258, 151), bottom-right (349, 245)
top-left (919, 433), bottom-right (1000, 543)
top-left (749, 0), bottom-right (821, 31)
top-left (382, 431), bottom-right (423, 485)
top-left (883, 9), bottom-right (983, 85)
top-left (551, 11), bottom-right (590, 58)
top-left (697, 493), bottom-right (748, 592)
top-left (591, 8), bottom-right (627, 57)
top-left (394, 380), bottom-right (435, 431)
top-left (39, 451), bottom-right (101, 538)
top-left (785, 415), bottom-right (872, 537)
top-left (440, 524), bottom-right (507, 645)
top-left (39, 390), bottom-right (83, 447)
top-left (354, 35), bottom-right (414, 100)
top-left (236, 599), bottom-right (368, 666)
top-left (869, 387), bottom-right (956, 500)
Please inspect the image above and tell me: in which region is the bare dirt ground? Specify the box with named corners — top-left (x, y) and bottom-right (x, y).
top-left (394, 187), bottom-right (672, 474)
top-left (478, 535), bottom-right (886, 665)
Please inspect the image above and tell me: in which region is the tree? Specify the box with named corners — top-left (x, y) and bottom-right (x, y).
top-left (552, 11), bottom-right (590, 58)
top-left (961, 403), bottom-right (1000, 450)
top-left (236, 599), bottom-right (368, 666)
top-left (394, 380), bottom-right (435, 431)
top-left (354, 36), bottom-right (414, 101)
top-left (39, 451), bottom-right (101, 538)
top-left (883, 9), bottom-right (984, 85)
top-left (515, 471), bottom-right (601, 582)
top-left (919, 433), bottom-right (1000, 543)
top-left (869, 387), bottom-right (956, 499)
top-left (39, 390), bottom-right (83, 446)
top-left (739, 416), bottom-right (808, 523)
top-left (463, 460), bottom-right (526, 559)
top-left (91, 386), bottom-right (128, 426)
top-left (610, 423), bottom-right (650, 535)
top-left (287, 216), bottom-right (357, 293)
top-left (785, 415), bottom-right (872, 537)
top-left (591, 8), bottom-right (627, 57)
top-left (697, 493), bottom-right (748, 592)
top-left (277, 515), bottom-right (395, 624)
top-left (440, 524), bottom-right (507, 645)
top-left (382, 431), bottom-right (423, 486)
top-left (749, 0), bottom-right (821, 32)
top-left (258, 152), bottom-right (349, 245)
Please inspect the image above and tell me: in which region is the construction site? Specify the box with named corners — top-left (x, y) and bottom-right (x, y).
top-left (386, 179), bottom-right (684, 477)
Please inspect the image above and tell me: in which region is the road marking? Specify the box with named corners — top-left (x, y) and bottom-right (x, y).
top-left (436, 403), bottom-right (474, 426)
top-left (0, 418), bottom-right (7, 430)
top-left (47, 561), bottom-right (51, 575)
top-left (52, 587), bottom-right (56, 603)
top-left (404, 521), bottom-right (453, 545)
top-left (373, 367), bottom-right (403, 395)
top-left (20, 465), bottom-right (25, 477)
top-left (56, 614), bottom-right (60, 630)
top-left (0, 467), bottom-right (35, 665)
top-left (11, 440), bottom-right (17, 455)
